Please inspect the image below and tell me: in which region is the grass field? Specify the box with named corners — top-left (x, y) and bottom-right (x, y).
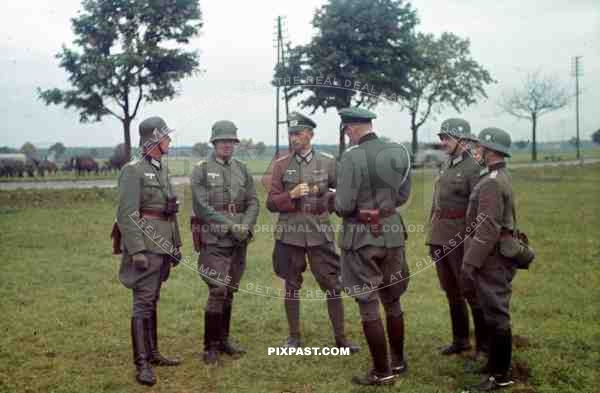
top-left (0, 164), bottom-right (599, 393)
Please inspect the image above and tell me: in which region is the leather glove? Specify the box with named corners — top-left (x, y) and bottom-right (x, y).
top-left (230, 223), bottom-right (249, 242)
top-left (170, 247), bottom-right (181, 267)
top-left (132, 253), bottom-right (149, 271)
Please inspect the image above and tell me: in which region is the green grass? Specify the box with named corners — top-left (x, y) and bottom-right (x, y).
top-left (0, 165), bottom-right (599, 393)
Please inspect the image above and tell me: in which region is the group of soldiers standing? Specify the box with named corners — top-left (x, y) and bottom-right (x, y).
top-left (113, 108), bottom-right (521, 391)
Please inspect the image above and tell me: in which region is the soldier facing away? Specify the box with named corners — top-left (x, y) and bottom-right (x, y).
top-left (266, 111), bottom-right (359, 352)
top-left (334, 107), bottom-right (411, 386)
top-left (462, 128), bottom-right (517, 391)
top-left (426, 118), bottom-right (489, 359)
top-left (114, 116), bottom-right (182, 386)
top-left (190, 120), bottom-right (259, 365)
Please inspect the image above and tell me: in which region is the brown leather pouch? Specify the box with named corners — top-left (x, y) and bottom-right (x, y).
top-left (358, 209), bottom-right (381, 238)
top-left (190, 216), bottom-right (203, 252)
top-left (110, 222), bottom-right (122, 255)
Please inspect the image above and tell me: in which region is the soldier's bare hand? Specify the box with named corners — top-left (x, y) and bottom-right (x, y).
top-left (289, 183), bottom-right (309, 199)
top-left (230, 223), bottom-right (249, 242)
top-left (132, 253), bottom-right (149, 271)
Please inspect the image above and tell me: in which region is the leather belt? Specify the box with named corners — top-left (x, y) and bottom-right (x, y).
top-left (433, 208), bottom-right (466, 219)
top-left (215, 203), bottom-right (246, 216)
top-left (140, 208), bottom-right (172, 221)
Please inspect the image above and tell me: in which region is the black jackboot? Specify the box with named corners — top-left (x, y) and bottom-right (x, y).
top-left (386, 313), bottom-right (408, 375)
top-left (352, 319), bottom-right (395, 386)
top-left (131, 318), bottom-right (156, 386)
top-left (148, 310), bottom-right (181, 366)
top-left (468, 328), bottom-right (514, 391)
top-left (219, 304), bottom-right (246, 356)
top-left (440, 302), bottom-right (471, 355)
top-left (203, 312), bottom-right (221, 365)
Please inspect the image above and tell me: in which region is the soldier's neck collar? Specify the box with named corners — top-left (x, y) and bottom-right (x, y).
top-left (145, 156), bottom-right (161, 170)
top-left (358, 132), bottom-right (377, 145)
top-left (488, 161), bottom-right (506, 171)
top-left (295, 149), bottom-right (314, 164)
top-left (213, 154), bottom-right (231, 166)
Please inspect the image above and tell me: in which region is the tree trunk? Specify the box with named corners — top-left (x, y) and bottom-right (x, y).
top-left (410, 111), bottom-right (418, 162)
top-left (531, 113), bottom-right (537, 161)
top-left (123, 117), bottom-right (132, 161)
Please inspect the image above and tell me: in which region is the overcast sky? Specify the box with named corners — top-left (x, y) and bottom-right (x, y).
top-left (1, 0), bottom-right (598, 149)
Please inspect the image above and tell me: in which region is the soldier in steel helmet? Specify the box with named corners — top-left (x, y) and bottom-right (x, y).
top-left (462, 128), bottom-right (517, 391)
top-left (114, 116), bottom-right (182, 386)
top-left (426, 118), bottom-right (489, 360)
top-left (335, 107), bottom-right (411, 386)
top-left (266, 111), bottom-right (359, 353)
top-left (190, 120), bottom-right (259, 365)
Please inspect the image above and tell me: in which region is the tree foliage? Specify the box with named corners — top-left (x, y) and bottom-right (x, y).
top-left (275, 0), bottom-right (420, 155)
top-left (592, 129), bottom-right (600, 145)
top-left (38, 0), bottom-right (203, 159)
top-left (396, 32), bottom-right (494, 154)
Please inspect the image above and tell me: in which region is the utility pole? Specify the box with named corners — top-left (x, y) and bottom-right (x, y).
top-left (572, 56), bottom-right (582, 162)
top-left (274, 16), bottom-right (290, 157)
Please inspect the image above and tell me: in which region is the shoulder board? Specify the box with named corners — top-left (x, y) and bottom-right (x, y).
top-left (318, 151), bottom-right (335, 159)
top-left (232, 157), bottom-right (245, 165)
top-left (345, 145), bottom-right (358, 152)
top-left (490, 170), bottom-right (498, 179)
top-left (193, 160), bottom-right (206, 167)
top-left (479, 168), bottom-right (489, 177)
top-left (276, 154), bottom-right (291, 162)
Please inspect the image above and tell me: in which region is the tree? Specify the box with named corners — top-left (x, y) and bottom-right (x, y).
top-left (38, 0), bottom-right (203, 160)
top-left (0, 146), bottom-right (18, 154)
top-left (20, 142), bottom-right (37, 157)
top-left (592, 129), bottom-right (600, 145)
top-left (192, 142), bottom-right (209, 157)
top-left (275, 0), bottom-right (419, 156)
top-left (89, 148), bottom-right (99, 158)
top-left (393, 32), bottom-right (494, 155)
top-left (255, 141), bottom-right (266, 154)
top-left (49, 142), bottom-right (67, 159)
top-left (500, 71), bottom-right (569, 161)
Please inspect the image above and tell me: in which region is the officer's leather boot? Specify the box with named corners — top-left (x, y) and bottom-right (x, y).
top-left (203, 312), bottom-right (221, 365)
top-left (352, 319), bottom-right (395, 386)
top-left (284, 297), bottom-right (302, 348)
top-left (328, 295), bottom-right (360, 353)
top-left (440, 302), bottom-right (471, 355)
top-left (386, 312), bottom-right (408, 375)
top-left (148, 310), bottom-right (181, 366)
top-left (219, 304), bottom-right (246, 356)
top-left (131, 317), bottom-right (156, 386)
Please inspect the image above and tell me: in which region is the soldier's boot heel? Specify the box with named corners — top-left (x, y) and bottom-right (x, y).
top-left (386, 312), bottom-right (408, 375)
top-left (131, 317), bottom-right (157, 386)
top-left (352, 319), bottom-right (395, 386)
top-left (148, 311), bottom-right (181, 366)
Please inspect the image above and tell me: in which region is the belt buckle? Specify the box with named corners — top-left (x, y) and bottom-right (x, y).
top-left (227, 203), bottom-right (237, 216)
